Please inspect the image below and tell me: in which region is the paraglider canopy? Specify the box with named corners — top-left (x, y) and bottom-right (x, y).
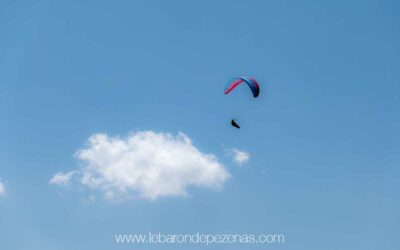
top-left (224, 77), bottom-right (260, 98)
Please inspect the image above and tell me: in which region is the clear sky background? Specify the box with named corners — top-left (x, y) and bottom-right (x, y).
top-left (1, 0), bottom-right (399, 249)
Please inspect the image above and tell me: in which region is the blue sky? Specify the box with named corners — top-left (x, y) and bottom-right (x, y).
top-left (1, 0), bottom-right (399, 249)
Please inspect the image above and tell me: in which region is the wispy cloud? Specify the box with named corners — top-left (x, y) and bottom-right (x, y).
top-left (49, 171), bottom-right (75, 186)
top-left (50, 131), bottom-right (230, 201)
top-left (0, 181), bottom-right (5, 196)
top-left (225, 148), bottom-right (250, 166)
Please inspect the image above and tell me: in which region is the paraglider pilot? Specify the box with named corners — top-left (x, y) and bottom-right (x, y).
top-left (231, 119), bottom-right (240, 129)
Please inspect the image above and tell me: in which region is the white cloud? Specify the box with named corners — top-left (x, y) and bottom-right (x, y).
top-left (0, 181), bottom-right (5, 196)
top-left (226, 148), bottom-right (250, 166)
top-left (49, 171), bottom-right (75, 186)
top-left (51, 131), bottom-right (230, 201)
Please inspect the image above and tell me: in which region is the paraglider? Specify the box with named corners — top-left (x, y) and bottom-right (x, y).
top-left (224, 77), bottom-right (260, 98)
top-left (225, 77), bottom-right (260, 129)
top-left (231, 119), bottom-right (240, 129)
